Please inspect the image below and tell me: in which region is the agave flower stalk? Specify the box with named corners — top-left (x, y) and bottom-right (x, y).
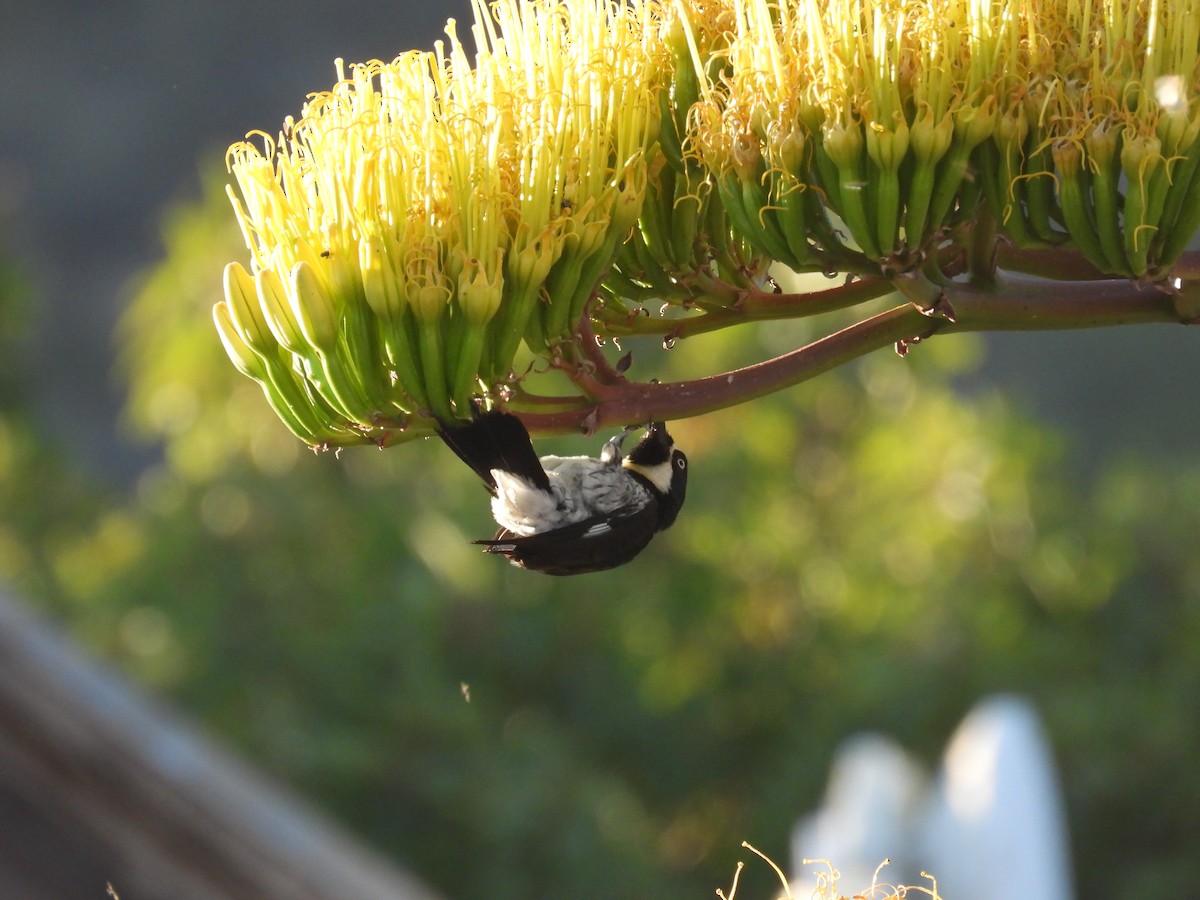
top-left (216, 0), bottom-right (1200, 448)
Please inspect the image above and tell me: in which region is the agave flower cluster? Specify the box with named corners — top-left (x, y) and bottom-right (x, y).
top-left (215, 0), bottom-right (664, 445)
top-left (215, 0), bottom-right (1200, 448)
top-left (689, 0), bottom-right (1200, 277)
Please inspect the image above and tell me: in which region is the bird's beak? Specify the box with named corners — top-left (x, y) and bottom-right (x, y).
top-left (645, 422), bottom-right (673, 448)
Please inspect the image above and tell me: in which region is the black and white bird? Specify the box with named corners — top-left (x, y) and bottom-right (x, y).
top-left (436, 411), bottom-right (688, 575)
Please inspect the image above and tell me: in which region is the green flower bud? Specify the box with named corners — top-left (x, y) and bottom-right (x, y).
top-left (778, 128), bottom-right (808, 181)
top-left (865, 117), bottom-right (910, 171)
top-left (457, 249), bottom-right (504, 326)
top-left (822, 120), bottom-right (865, 173)
top-left (953, 95), bottom-right (997, 149)
top-left (213, 301), bottom-right (265, 380)
top-left (256, 268), bottom-right (306, 353)
top-left (289, 260), bottom-right (339, 352)
top-left (611, 162), bottom-right (648, 235)
top-left (222, 262), bottom-right (276, 352)
top-left (911, 109), bottom-right (954, 166)
top-left (1157, 107), bottom-right (1200, 158)
top-left (1120, 131), bottom-right (1164, 188)
top-left (359, 235), bottom-right (405, 320)
top-left (409, 281), bottom-right (452, 322)
top-left (507, 226), bottom-right (561, 293)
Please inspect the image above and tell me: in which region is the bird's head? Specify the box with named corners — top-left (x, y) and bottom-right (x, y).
top-left (622, 422), bottom-right (688, 529)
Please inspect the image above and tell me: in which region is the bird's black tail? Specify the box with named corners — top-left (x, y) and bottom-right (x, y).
top-left (436, 411), bottom-right (551, 494)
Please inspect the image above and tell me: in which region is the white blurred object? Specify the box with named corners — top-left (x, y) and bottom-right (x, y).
top-left (919, 694), bottom-right (1074, 900)
top-left (790, 733), bottom-right (928, 893)
top-left (791, 695), bottom-right (1073, 900)
top-left (1155, 74), bottom-right (1187, 113)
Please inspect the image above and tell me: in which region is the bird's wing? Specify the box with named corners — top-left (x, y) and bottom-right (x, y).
top-left (476, 503), bottom-right (660, 575)
top-left (436, 411), bottom-right (551, 494)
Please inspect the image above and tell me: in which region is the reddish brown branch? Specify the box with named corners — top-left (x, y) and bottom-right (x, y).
top-left (513, 304), bottom-right (933, 434)
top-left (1167, 249), bottom-right (1200, 280)
top-left (596, 274), bottom-right (897, 339)
top-left (509, 273), bottom-right (1193, 436)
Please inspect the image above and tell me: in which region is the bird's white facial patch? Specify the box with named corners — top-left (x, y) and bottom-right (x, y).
top-left (622, 458), bottom-right (672, 494)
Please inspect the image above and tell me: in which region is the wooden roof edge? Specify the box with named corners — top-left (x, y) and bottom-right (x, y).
top-left (0, 589), bottom-right (445, 900)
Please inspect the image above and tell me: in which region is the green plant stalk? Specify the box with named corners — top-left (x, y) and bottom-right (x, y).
top-left (621, 225), bottom-right (673, 290)
top-left (664, 36), bottom-right (699, 176)
top-left (669, 178), bottom-right (703, 267)
top-left (706, 191), bottom-right (768, 289)
top-left (1151, 143), bottom-right (1200, 264)
top-left (738, 171), bottom-right (798, 266)
top-left (828, 149), bottom-right (882, 258)
top-left (926, 141), bottom-right (969, 233)
top-left (873, 163), bottom-right (901, 257)
top-left (673, 268), bottom-right (743, 310)
top-left (775, 178), bottom-right (817, 267)
top-left (256, 350), bottom-right (344, 442)
top-left (717, 174), bottom-right (782, 262)
top-left (904, 114), bottom-right (953, 248)
top-left (638, 167), bottom-right (680, 269)
top-left (1024, 147), bottom-right (1065, 243)
top-left (978, 141), bottom-right (1009, 237)
top-left (342, 298), bottom-right (389, 409)
top-left (254, 379), bottom-right (324, 443)
top-left (596, 275), bottom-right (898, 338)
top-left (449, 322), bottom-right (487, 414)
top-left (1141, 159), bottom-right (1173, 257)
top-left (809, 139), bottom-right (844, 213)
top-left (442, 298), bottom-right (465, 382)
top-left (1052, 143), bottom-right (1115, 274)
top-left (489, 276), bottom-right (544, 376)
top-left (1122, 167), bottom-right (1154, 277)
top-left (1087, 137), bottom-right (1129, 275)
top-left (291, 344), bottom-right (365, 426)
top-left (863, 121), bottom-right (907, 256)
top-left (657, 91), bottom-right (685, 173)
top-left (988, 137), bottom-right (1033, 246)
top-left (416, 317), bottom-right (455, 422)
top-left (700, 178), bottom-right (737, 272)
top-left (295, 367), bottom-right (357, 430)
top-left (599, 260), bottom-right (673, 305)
top-left (330, 334), bottom-right (379, 423)
top-left (967, 191), bottom-right (998, 283)
top-left (927, 137), bottom-right (989, 235)
top-left (953, 166), bottom-right (985, 229)
top-left (803, 187), bottom-right (858, 264)
top-left (904, 155), bottom-right (939, 248)
top-left (1155, 157), bottom-right (1200, 268)
top-left (502, 386), bottom-right (592, 416)
top-left (379, 312), bottom-right (428, 413)
top-left (537, 240), bottom-right (587, 344)
top-left (592, 285), bottom-right (636, 319)
top-left (483, 291), bottom-right (518, 376)
top-left (566, 235), bottom-right (625, 332)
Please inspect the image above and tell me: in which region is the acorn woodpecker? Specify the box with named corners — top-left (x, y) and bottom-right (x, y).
top-left (437, 411), bottom-right (688, 575)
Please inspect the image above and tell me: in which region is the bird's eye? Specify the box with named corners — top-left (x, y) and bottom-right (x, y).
top-left (675, 457), bottom-right (686, 469)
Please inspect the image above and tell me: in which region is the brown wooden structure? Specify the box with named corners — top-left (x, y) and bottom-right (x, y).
top-left (0, 591), bottom-right (442, 900)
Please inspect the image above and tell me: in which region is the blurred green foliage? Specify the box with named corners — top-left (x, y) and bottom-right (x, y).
top-left (2, 175), bottom-right (1199, 900)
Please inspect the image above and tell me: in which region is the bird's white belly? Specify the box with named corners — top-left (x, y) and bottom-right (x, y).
top-left (490, 456), bottom-right (649, 536)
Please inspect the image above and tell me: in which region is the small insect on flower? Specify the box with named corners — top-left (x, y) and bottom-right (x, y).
top-left (437, 411), bottom-right (688, 575)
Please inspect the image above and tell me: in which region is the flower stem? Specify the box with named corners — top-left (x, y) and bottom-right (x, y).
top-left (513, 273), bottom-right (1193, 435)
top-left (597, 275), bottom-right (898, 339)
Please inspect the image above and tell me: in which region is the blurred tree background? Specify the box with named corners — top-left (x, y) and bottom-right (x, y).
top-left (1, 164), bottom-right (1197, 899)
